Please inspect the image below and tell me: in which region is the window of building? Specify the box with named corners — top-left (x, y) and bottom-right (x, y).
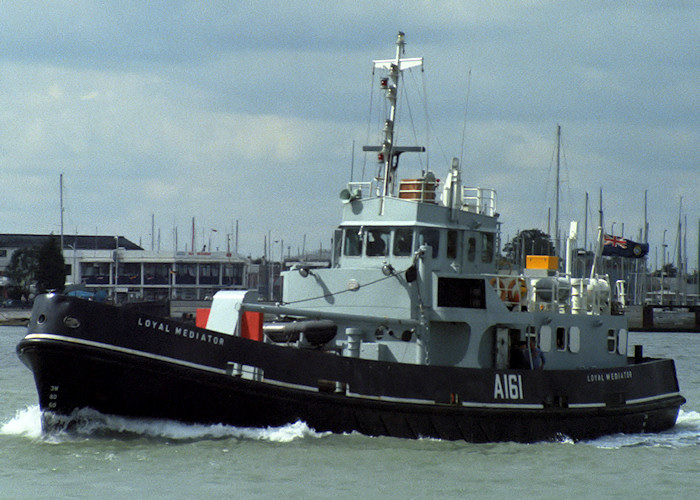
top-left (176, 263), bottom-right (197, 284)
top-left (144, 263), bottom-right (171, 285)
top-left (222, 263), bottom-right (244, 286)
top-left (118, 263), bottom-right (141, 285)
top-left (81, 262), bottom-right (111, 285)
top-left (199, 263), bottom-right (220, 284)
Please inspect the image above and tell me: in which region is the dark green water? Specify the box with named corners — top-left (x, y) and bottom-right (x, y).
top-left (2, 326), bottom-right (699, 499)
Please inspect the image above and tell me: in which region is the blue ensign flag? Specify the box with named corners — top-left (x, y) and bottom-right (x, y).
top-left (602, 234), bottom-right (649, 258)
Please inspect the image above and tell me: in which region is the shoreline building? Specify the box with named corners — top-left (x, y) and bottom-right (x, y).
top-left (0, 234), bottom-right (251, 309)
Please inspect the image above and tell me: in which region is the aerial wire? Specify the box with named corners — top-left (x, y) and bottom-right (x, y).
top-left (459, 67), bottom-right (473, 167)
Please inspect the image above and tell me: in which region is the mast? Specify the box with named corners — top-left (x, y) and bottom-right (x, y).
top-left (584, 191), bottom-right (589, 251)
top-left (555, 125), bottom-right (561, 258)
top-left (676, 197), bottom-right (683, 302)
top-left (363, 32), bottom-right (424, 213)
top-left (60, 173), bottom-right (64, 255)
top-left (191, 217), bottom-right (195, 253)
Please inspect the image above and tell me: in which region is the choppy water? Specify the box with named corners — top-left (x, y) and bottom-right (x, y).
top-left (2, 326), bottom-right (699, 498)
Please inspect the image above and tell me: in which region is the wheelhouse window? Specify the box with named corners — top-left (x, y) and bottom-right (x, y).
top-left (393, 227), bottom-right (414, 256)
top-left (481, 232), bottom-right (494, 263)
top-left (467, 236), bottom-right (476, 262)
top-left (366, 228), bottom-right (390, 257)
top-left (343, 227), bottom-right (362, 256)
top-left (419, 228), bottom-right (440, 258)
top-left (447, 230), bottom-right (458, 260)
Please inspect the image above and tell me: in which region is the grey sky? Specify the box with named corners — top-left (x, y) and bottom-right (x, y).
top-left (1, 1), bottom-right (697, 268)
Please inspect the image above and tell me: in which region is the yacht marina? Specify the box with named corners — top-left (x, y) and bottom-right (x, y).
top-left (14, 33), bottom-right (685, 443)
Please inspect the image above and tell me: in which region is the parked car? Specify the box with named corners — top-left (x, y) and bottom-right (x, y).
top-left (2, 299), bottom-right (32, 308)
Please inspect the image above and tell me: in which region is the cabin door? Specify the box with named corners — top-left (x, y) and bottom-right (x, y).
top-left (494, 327), bottom-right (509, 369)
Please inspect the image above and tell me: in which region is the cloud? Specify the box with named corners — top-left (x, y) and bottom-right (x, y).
top-left (0, 1), bottom-right (697, 265)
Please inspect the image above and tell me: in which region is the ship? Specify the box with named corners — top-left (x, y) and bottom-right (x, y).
top-left (17, 33), bottom-right (684, 442)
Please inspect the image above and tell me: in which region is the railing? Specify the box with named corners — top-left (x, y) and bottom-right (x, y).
top-left (345, 182), bottom-right (373, 200)
top-left (488, 273), bottom-right (613, 315)
top-left (462, 187), bottom-right (497, 216)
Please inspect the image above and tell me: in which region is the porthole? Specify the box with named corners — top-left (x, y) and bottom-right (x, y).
top-left (63, 316), bottom-right (81, 329)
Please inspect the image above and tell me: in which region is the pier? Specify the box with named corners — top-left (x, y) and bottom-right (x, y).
top-left (0, 309), bottom-right (30, 326)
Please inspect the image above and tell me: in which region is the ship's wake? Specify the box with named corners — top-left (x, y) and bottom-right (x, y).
top-left (4, 405), bottom-right (698, 447)
top-left (585, 409), bottom-right (700, 449)
top-left (0, 405), bottom-right (327, 444)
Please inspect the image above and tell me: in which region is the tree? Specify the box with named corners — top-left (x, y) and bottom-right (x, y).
top-left (652, 263), bottom-right (678, 278)
top-left (502, 229), bottom-right (555, 267)
top-left (36, 235), bottom-right (66, 293)
top-left (7, 247), bottom-right (39, 299)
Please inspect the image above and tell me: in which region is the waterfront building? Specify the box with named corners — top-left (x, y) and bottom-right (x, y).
top-left (0, 234), bottom-right (250, 306)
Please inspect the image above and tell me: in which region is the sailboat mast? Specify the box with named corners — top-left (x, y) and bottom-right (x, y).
top-left (60, 173), bottom-right (64, 255)
top-left (676, 197), bottom-right (683, 302)
top-left (584, 191), bottom-right (589, 252)
top-left (555, 125), bottom-right (561, 258)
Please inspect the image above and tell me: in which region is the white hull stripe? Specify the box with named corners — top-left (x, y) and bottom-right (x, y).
top-left (568, 392), bottom-right (682, 409)
top-left (461, 401), bottom-right (544, 410)
top-left (25, 333), bottom-right (228, 376)
top-left (626, 392), bottom-right (681, 405)
top-left (569, 402), bottom-right (605, 409)
top-left (23, 334), bottom-right (681, 411)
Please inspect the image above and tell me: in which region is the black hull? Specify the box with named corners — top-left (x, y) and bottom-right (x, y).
top-left (18, 294), bottom-right (685, 443)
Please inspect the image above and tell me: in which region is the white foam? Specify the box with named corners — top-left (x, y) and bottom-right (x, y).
top-left (2, 405), bottom-right (327, 443)
top-left (83, 413), bottom-right (327, 443)
top-left (0, 405), bottom-right (43, 439)
top-left (587, 409), bottom-right (700, 449)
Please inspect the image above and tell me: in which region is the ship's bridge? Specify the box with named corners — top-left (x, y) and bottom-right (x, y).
top-left (335, 172), bottom-right (499, 276)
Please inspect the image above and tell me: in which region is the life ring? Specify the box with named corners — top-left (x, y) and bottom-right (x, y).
top-left (489, 277), bottom-right (507, 301)
top-left (506, 278), bottom-right (528, 303)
